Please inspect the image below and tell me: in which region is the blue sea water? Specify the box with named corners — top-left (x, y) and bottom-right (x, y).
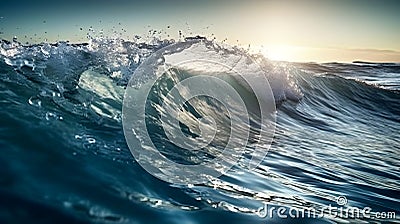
top-left (0, 37), bottom-right (399, 224)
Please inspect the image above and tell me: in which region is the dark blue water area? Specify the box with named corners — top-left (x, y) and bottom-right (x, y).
top-left (0, 113), bottom-right (329, 224)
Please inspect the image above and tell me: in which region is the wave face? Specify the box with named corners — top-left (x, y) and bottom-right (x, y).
top-left (0, 37), bottom-right (399, 223)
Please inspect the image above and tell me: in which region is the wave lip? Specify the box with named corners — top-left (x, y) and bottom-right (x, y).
top-left (122, 39), bottom-right (282, 184)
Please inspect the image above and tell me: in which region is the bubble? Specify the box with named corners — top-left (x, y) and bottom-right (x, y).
top-left (45, 112), bottom-right (62, 121)
top-left (28, 96), bottom-right (42, 107)
top-left (87, 138), bottom-right (96, 144)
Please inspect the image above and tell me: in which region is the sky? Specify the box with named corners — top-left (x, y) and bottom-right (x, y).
top-left (0, 0), bottom-right (399, 62)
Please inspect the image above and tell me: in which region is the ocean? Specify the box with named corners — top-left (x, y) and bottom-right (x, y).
top-left (0, 36), bottom-right (399, 224)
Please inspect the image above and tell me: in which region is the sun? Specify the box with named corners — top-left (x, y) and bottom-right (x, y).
top-left (261, 45), bottom-right (299, 62)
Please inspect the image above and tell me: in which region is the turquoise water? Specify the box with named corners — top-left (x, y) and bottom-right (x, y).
top-left (0, 37), bottom-right (399, 223)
